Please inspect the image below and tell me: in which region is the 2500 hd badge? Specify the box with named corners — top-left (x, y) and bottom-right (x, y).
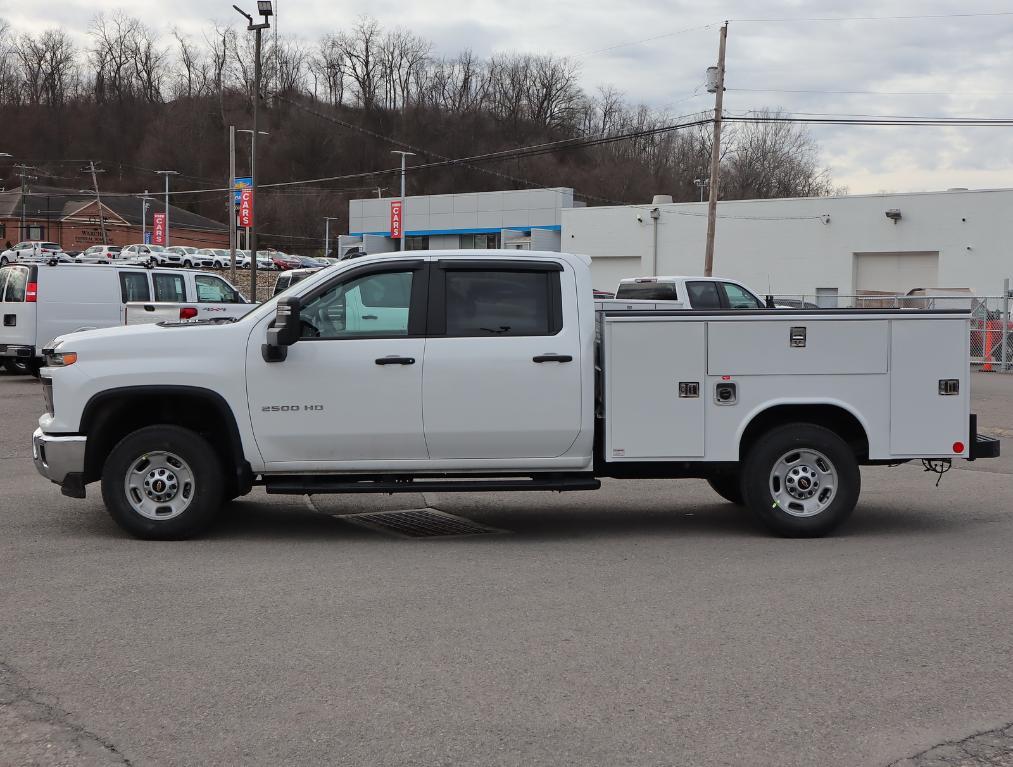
top-left (261, 404), bottom-right (325, 412)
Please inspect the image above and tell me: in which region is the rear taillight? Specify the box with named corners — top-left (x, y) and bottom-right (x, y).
top-left (179, 307), bottom-right (198, 320)
top-left (26, 282), bottom-right (38, 302)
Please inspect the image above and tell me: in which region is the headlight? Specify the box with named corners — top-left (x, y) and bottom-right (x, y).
top-left (42, 347), bottom-right (78, 367)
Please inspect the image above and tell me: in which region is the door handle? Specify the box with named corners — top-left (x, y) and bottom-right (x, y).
top-left (362, 314), bottom-right (378, 320)
top-left (533, 354), bottom-right (573, 363)
top-left (375, 356), bottom-right (416, 365)
top-left (143, 305), bottom-right (155, 311)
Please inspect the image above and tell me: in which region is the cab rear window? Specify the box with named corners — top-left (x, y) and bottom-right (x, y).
top-left (615, 282), bottom-right (679, 300)
top-left (119, 272), bottom-right (151, 302)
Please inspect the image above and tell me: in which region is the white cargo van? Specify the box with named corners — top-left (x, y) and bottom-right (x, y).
top-left (0, 262), bottom-right (249, 374)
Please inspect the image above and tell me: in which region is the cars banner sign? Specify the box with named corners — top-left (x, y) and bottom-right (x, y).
top-left (390, 200), bottom-right (402, 240)
top-left (239, 188), bottom-right (254, 228)
top-left (152, 212), bottom-right (166, 245)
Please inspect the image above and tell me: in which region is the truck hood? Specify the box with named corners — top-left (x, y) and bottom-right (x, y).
top-left (49, 318), bottom-right (248, 355)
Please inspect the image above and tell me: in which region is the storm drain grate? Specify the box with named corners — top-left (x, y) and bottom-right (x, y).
top-left (336, 508), bottom-right (508, 539)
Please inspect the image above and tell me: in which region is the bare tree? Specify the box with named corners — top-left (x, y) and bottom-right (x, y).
top-left (338, 17), bottom-right (383, 111)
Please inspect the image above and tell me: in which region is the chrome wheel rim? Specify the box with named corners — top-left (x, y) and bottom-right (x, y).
top-left (769, 448), bottom-right (838, 518)
top-left (124, 451), bottom-right (195, 521)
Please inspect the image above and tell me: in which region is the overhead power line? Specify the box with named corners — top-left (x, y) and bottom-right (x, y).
top-left (729, 88), bottom-right (1013, 97)
top-left (732, 11), bottom-right (1013, 22)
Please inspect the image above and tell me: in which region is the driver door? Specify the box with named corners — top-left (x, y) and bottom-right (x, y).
top-left (246, 259), bottom-right (430, 468)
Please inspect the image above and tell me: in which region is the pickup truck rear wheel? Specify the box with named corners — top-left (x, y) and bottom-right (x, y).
top-left (741, 423), bottom-right (860, 537)
top-left (101, 425), bottom-right (224, 540)
top-left (707, 475), bottom-right (744, 505)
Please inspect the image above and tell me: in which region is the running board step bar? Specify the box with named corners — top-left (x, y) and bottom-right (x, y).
top-left (264, 475), bottom-right (601, 495)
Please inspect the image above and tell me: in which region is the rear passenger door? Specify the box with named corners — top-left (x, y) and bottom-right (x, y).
top-left (422, 259), bottom-right (582, 460)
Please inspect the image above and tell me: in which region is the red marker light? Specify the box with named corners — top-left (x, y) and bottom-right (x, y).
top-left (721, 375), bottom-right (732, 381)
top-left (179, 307), bottom-right (198, 320)
top-left (952, 441), bottom-right (965, 454)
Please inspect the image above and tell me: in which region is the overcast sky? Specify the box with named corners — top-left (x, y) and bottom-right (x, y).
top-left (5, 0), bottom-right (1013, 194)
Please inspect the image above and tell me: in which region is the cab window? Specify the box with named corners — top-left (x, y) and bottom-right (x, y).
top-left (300, 270), bottom-right (414, 338)
top-left (119, 272), bottom-right (151, 302)
top-left (195, 274), bottom-right (241, 303)
top-left (721, 282), bottom-right (764, 309)
top-left (686, 281), bottom-right (722, 309)
top-left (153, 273), bottom-right (187, 302)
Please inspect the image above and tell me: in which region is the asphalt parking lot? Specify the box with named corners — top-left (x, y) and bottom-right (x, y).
top-left (2, 371), bottom-right (1012, 767)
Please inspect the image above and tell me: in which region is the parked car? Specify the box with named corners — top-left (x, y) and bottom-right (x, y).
top-left (119, 244), bottom-right (173, 266)
top-left (293, 255), bottom-right (327, 268)
top-left (0, 241), bottom-right (67, 265)
top-left (75, 245), bottom-right (123, 263)
top-left (271, 252), bottom-right (303, 271)
top-left (236, 251), bottom-right (275, 270)
top-left (0, 261), bottom-right (251, 374)
top-left (273, 267), bottom-right (320, 296)
top-left (165, 246), bottom-right (209, 268)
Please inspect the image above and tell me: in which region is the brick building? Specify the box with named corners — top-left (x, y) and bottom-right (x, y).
top-left (0, 186), bottom-right (228, 251)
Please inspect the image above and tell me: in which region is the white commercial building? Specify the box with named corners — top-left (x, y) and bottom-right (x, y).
top-left (343, 188), bottom-right (576, 256)
top-left (562, 188), bottom-right (1013, 300)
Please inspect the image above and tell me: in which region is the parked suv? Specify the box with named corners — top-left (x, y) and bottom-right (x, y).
top-left (613, 276), bottom-right (768, 309)
top-left (119, 244), bottom-right (172, 265)
top-left (0, 241), bottom-right (67, 265)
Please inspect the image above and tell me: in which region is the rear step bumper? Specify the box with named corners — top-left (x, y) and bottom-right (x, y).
top-left (265, 475), bottom-right (601, 495)
top-left (969, 413), bottom-right (1001, 461)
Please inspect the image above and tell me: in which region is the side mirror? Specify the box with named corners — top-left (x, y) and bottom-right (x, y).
top-left (765, 294), bottom-right (776, 309)
top-left (262, 296), bottom-right (301, 362)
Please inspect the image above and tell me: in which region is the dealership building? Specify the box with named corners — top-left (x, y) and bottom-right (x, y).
top-left (342, 188), bottom-right (577, 256)
top-left (347, 186), bottom-right (1013, 299)
top-left (0, 186), bottom-right (229, 251)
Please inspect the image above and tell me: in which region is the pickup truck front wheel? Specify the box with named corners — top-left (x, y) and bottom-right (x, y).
top-left (101, 425), bottom-right (224, 540)
top-left (741, 423), bottom-right (860, 538)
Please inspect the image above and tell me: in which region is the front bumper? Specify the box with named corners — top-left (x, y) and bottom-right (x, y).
top-left (33, 428), bottom-right (87, 496)
top-left (0, 345), bottom-right (33, 359)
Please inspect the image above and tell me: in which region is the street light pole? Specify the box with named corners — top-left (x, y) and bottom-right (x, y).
top-left (391, 150), bottom-right (415, 251)
top-left (324, 216), bottom-right (339, 258)
top-left (155, 170), bottom-right (179, 247)
top-left (234, 2), bottom-right (272, 298)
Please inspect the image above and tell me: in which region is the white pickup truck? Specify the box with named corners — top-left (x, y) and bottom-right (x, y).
top-left (32, 250), bottom-right (999, 540)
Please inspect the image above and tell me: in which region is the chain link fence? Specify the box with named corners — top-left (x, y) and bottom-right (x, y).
top-left (770, 287), bottom-right (1012, 373)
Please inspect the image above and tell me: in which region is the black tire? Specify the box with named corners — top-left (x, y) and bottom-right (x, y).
top-left (3, 358), bottom-right (28, 375)
top-left (101, 424), bottom-right (224, 540)
top-left (0, 255), bottom-right (7, 266)
top-left (707, 475), bottom-right (744, 505)
top-left (183, 259), bottom-right (193, 268)
top-left (741, 423), bottom-right (860, 538)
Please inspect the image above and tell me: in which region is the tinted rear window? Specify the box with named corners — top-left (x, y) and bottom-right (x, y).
top-left (444, 270), bottom-right (557, 337)
top-left (615, 282), bottom-right (679, 300)
top-left (41, 243), bottom-right (61, 250)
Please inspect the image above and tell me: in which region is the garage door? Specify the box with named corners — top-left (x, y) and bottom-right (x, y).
top-left (854, 251), bottom-right (939, 293)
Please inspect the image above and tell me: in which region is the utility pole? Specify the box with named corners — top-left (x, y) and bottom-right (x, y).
top-left (229, 125), bottom-right (237, 282)
top-left (703, 21), bottom-right (728, 277)
top-left (141, 191), bottom-right (151, 242)
top-left (324, 216), bottom-right (339, 258)
top-left (156, 170), bottom-right (179, 246)
top-left (391, 150), bottom-right (415, 251)
top-left (14, 164), bottom-right (36, 241)
top-left (86, 161), bottom-right (108, 245)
